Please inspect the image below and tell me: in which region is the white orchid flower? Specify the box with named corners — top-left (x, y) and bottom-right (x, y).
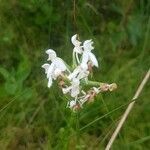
top-left (70, 78), bottom-right (80, 97)
top-left (71, 34), bottom-right (83, 64)
top-left (46, 49), bottom-right (57, 61)
top-left (42, 63), bottom-right (54, 88)
top-left (48, 76), bottom-right (53, 88)
top-left (41, 34), bottom-right (117, 111)
top-left (67, 100), bottom-right (77, 109)
top-left (46, 49), bottom-right (67, 71)
top-left (93, 87), bottom-right (100, 94)
top-left (81, 40), bottom-right (99, 68)
top-left (46, 49), bottom-right (69, 73)
top-left (71, 34), bottom-right (82, 52)
top-left (62, 78), bottom-right (80, 97)
top-left (42, 49), bottom-right (69, 88)
top-left (79, 94), bottom-right (90, 105)
top-left (68, 63), bottom-right (89, 80)
top-left (77, 63), bottom-right (89, 80)
top-left (83, 40), bottom-right (94, 51)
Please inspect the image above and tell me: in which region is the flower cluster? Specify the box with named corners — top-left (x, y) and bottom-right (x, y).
top-left (42, 34), bottom-right (117, 111)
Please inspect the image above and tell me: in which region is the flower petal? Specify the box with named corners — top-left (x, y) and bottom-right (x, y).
top-left (89, 52), bottom-right (99, 67)
top-left (47, 77), bottom-right (53, 88)
top-left (69, 100), bottom-right (76, 108)
top-left (71, 34), bottom-right (81, 46)
top-left (81, 51), bottom-right (89, 65)
top-left (62, 87), bottom-right (72, 94)
top-left (46, 49), bottom-right (57, 61)
top-left (73, 46), bottom-right (82, 54)
top-left (53, 68), bottom-right (62, 79)
top-left (83, 40), bottom-right (94, 51)
top-left (42, 63), bottom-right (50, 74)
top-left (70, 78), bottom-right (80, 97)
top-left (47, 63), bottom-right (55, 78)
top-left (53, 58), bottom-right (67, 71)
top-left (68, 67), bottom-right (80, 80)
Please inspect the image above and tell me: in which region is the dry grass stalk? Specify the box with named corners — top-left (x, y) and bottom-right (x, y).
top-left (105, 69), bottom-right (150, 150)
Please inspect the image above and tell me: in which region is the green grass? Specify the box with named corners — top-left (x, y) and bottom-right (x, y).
top-left (0, 0), bottom-right (150, 149)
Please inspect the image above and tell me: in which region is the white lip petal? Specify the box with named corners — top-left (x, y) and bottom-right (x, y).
top-left (47, 63), bottom-right (55, 78)
top-left (47, 77), bottom-right (52, 88)
top-left (89, 52), bottom-right (99, 67)
top-left (81, 52), bottom-right (89, 65)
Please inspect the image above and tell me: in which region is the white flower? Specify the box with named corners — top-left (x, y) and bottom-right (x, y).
top-left (77, 63), bottom-right (89, 80)
top-left (83, 40), bottom-right (94, 51)
top-left (42, 49), bottom-right (69, 88)
top-left (79, 94), bottom-right (90, 105)
top-left (46, 49), bottom-right (57, 61)
top-left (93, 87), bottom-right (100, 94)
top-left (46, 49), bottom-right (67, 72)
top-left (62, 78), bottom-right (80, 97)
top-left (48, 76), bottom-right (53, 88)
top-left (68, 63), bottom-right (89, 80)
top-left (42, 63), bottom-right (54, 88)
top-left (71, 34), bottom-right (83, 64)
top-left (81, 40), bottom-right (99, 67)
top-left (67, 100), bottom-right (77, 109)
top-left (71, 34), bottom-right (80, 46)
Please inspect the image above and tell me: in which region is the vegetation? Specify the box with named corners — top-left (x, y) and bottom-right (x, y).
top-left (0, 0), bottom-right (149, 149)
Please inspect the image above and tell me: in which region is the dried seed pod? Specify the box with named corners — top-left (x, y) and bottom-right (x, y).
top-left (109, 83), bottom-right (117, 91)
top-left (88, 61), bottom-right (93, 73)
top-left (58, 80), bottom-right (66, 88)
top-left (72, 104), bottom-right (81, 111)
top-left (100, 83), bottom-right (109, 92)
top-left (87, 89), bottom-right (97, 103)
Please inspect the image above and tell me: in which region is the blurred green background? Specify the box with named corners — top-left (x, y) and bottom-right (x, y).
top-left (0, 0), bottom-right (150, 149)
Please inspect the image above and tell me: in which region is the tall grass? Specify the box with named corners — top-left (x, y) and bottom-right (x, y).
top-left (0, 0), bottom-right (149, 149)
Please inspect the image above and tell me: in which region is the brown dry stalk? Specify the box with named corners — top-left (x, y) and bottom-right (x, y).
top-left (105, 69), bottom-right (150, 150)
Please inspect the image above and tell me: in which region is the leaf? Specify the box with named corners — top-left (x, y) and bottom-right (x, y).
top-left (0, 67), bottom-right (10, 80)
top-left (4, 82), bottom-right (17, 95)
top-left (16, 51), bottom-right (31, 82)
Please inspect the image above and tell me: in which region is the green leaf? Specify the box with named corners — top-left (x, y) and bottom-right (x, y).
top-left (0, 67), bottom-right (10, 80)
top-left (4, 82), bottom-right (17, 95)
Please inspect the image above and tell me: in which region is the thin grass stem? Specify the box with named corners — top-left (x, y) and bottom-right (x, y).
top-left (105, 69), bottom-right (150, 150)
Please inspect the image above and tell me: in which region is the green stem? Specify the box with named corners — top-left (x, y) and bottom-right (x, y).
top-left (75, 111), bottom-right (80, 148)
top-left (83, 80), bottom-right (104, 86)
